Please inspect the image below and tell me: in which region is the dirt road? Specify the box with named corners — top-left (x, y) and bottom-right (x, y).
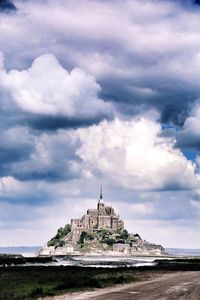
top-left (44, 271), bottom-right (200, 300)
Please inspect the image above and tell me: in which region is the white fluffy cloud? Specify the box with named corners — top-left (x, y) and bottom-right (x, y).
top-left (0, 53), bottom-right (113, 118)
top-left (75, 117), bottom-right (199, 190)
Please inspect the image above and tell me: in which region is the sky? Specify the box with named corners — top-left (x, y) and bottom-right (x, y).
top-left (1, 0), bottom-right (200, 248)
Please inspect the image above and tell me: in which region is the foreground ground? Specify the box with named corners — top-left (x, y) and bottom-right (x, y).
top-left (50, 271), bottom-right (200, 300)
top-left (1, 258), bottom-right (200, 299)
top-left (0, 266), bottom-right (159, 300)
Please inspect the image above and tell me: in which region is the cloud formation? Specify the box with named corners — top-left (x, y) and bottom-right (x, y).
top-left (1, 0), bottom-right (200, 246)
top-left (0, 0), bottom-right (16, 11)
top-left (0, 53), bottom-right (113, 120)
top-left (10, 129), bottom-right (80, 182)
top-left (76, 117), bottom-right (199, 191)
top-left (0, 0), bottom-right (200, 124)
top-left (177, 101), bottom-right (200, 150)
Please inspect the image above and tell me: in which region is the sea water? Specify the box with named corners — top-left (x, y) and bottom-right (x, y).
top-left (0, 246), bottom-right (41, 257)
top-left (166, 248), bottom-right (200, 256)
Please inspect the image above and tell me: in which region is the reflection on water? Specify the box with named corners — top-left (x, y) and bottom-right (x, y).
top-left (56, 255), bottom-right (157, 268)
top-left (23, 255), bottom-right (157, 268)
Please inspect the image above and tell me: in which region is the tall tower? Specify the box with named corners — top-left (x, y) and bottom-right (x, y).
top-left (97, 185), bottom-right (105, 211)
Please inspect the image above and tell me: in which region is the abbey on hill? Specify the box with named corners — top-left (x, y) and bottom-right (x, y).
top-left (38, 188), bottom-right (164, 256)
top-left (71, 187), bottom-right (124, 242)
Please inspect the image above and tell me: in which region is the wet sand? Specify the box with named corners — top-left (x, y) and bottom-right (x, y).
top-left (43, 271), bottom-right (200, 300)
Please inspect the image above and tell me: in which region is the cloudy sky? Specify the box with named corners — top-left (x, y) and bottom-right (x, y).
top-left (1, 0), bottom-right (200, 248)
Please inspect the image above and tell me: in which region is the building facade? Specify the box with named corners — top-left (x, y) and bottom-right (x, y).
top-left (71, 188), bottom-right (124, 242)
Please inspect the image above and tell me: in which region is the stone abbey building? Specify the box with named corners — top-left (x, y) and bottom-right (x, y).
top-left (71, 188), bottom-right (124, 242)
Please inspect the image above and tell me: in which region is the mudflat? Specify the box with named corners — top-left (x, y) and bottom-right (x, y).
top-left (45, 271), bottom-right (200, 300)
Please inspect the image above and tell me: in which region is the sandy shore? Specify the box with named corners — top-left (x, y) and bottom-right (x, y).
top-left (43, 271), bottom-right (200, 300)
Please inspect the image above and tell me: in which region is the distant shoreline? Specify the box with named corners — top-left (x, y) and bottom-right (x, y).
top-left (2, 246), bottom-right (200, 257)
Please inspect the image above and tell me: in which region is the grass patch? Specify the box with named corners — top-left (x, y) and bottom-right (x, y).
top-left (0, 266), bottom-right (140, 300)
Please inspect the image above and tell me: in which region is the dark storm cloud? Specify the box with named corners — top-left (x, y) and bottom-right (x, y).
top-left (0, 92), bottom-right (83, 182)
top-left (0, 0), bottom-right (16, 11)
top-left (0, 127), bottom-right (33, 177)
top-left (0, 90), bottom-right (110, 132)
top-left (26, 115), bottom-right (111, 131)
top-left (176, 133), bottom-right (200, 150)
top-left (8, 129), bottom-right (82, 182)
top-left (175, 101), bottom-right (200, 151)
top-left (100, 74), bottom-right (197, 125)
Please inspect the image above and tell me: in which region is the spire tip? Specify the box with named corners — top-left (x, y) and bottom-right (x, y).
top-left (100, 185), bottom-right (103, 199)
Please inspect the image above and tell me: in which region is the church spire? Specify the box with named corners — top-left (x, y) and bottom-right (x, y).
top-left (98, 185), bottom-right (104, 207)
top-left (98, 185), bottom-right (104, 211)
top-left (100, 185), bottom-right (103, 200)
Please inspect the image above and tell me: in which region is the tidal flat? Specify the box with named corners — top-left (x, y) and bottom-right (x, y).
top-left (1, 258), bottom-right (200, 300)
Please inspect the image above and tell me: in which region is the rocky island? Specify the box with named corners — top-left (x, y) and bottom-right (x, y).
top-left (38, 189), bottom-right (164, 256)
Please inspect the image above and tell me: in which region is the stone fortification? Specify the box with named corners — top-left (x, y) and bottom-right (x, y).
top-left (71, 187), bottom-right (124, 242)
